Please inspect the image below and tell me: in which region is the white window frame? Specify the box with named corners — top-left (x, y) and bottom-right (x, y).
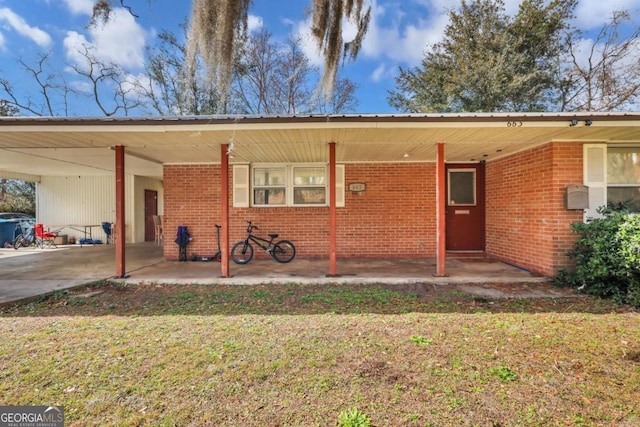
top-left (292, 165), bottom-right (329, 206)
top-left (252, 165), bottom-right (288, 207)
top-left (606, 146), bottom-right (640, 212)
top-left (251, 164), bottom-right (329, 207)
top-left (233, 163), bottom-right (345, 208)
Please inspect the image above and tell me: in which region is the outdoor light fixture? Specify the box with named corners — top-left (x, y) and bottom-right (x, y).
top-left (570, 119), bottom-right (578, 126)
top-left (585, 119), bottom-right (593, 126)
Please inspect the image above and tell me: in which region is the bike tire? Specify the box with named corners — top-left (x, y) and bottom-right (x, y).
top-left (231, 241), bottom-right (254, 264)
top-left (13, 234), bottom-right (27, 250)
top-left (272, 240), bottom-right (296, 263)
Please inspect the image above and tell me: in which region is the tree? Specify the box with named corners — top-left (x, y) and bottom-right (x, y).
top-left (91, 0), bottom-right (370, 110)
top-left (144, 27), bottom-right (358, 115)
top-left (560, 10), bottom-right (640, 112)
top-left (0, 48), bottom-right (144, 117)
top-left (0, 52), bottom-right (71, 116)
top-left (388, 0), bottom-right (577, 113)
top-left (68, 44), bottom-right (146, 117)
top-left (144, 28), bottom-right (223, 115)
top-left (233, 29), bottom-right (359, 114)
top-left (0, 180), bottom-right (36, 216)
top-left (0, 100), bottom-right (19, 117)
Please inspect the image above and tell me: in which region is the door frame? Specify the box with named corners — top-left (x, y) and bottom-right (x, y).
top-left (445, 163), bottom-right (486, 252)
top-left (144, 189), bottom-right (158, 242)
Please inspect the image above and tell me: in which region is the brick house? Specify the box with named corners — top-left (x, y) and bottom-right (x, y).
top-left (1, 113), bottom-right (639, 278)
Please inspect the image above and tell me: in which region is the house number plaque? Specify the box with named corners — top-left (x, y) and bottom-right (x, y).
top-left (348, 182), bottom-right (366, 192)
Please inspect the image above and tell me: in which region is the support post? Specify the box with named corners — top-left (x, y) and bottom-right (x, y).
top-left (115, 145), bottom-right (126, 277)
top-left (220, 144), bottom-right (230, 278)
top-left (329, 142), bottom-right (337, 276)
top-left (436, 142), bottom-right (446, 277)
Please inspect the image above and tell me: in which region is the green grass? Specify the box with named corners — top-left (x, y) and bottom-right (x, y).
top-left (0, 282), bottom-right (638, 426)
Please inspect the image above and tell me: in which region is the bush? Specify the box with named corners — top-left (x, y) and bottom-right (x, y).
top-left (555, 206), bottom-right (640, 308)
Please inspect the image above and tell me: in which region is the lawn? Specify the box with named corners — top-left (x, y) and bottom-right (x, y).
top-left (1, 281), bottom-right (638, 426)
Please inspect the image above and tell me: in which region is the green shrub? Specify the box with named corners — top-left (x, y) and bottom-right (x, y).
top-left (555, 206), bottom-right (640, 308)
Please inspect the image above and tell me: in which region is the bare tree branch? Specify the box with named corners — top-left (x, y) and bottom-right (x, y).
top-left (561, 10), bottom-right (640, 111)
top-left (0, 52), bottom-right (70, 116)
top-left (67, 44), bottom-right (144, 116)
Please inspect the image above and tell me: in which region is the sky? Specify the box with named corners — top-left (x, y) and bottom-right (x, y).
top-left (0, 0), bottom-right (639, 116)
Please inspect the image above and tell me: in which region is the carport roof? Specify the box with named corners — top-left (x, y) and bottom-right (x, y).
top-left (1, 112), bottom-right (639, 181)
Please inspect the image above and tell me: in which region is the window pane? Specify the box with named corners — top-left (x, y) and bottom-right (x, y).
top-left (608, 187), bottom-right (640, 212)
top-left (448, 171), bottom-right (475, 205)
top-left (607, 148), bottom-right (640, 184)
top-left (294, 188), bottom-right (326, 204)
top-left (294, 167), bottom-right (326, 185)
top-left (254, 167), bottom-right (286, 186)
top-left (254, 188), bottom-right (285, 205)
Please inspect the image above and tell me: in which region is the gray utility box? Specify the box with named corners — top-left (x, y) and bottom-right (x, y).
top-left (566, 184), bottom-right (589, 209)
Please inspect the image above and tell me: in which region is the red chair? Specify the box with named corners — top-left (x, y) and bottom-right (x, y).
top-left (34, 223), bottom-right (57, 249)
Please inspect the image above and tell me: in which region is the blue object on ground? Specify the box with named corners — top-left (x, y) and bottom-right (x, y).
top-left (78, 238), bottom-right (102, 245)
top-left (175, 226), bottom-right (191, 261)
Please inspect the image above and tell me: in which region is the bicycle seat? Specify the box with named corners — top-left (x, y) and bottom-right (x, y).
top-left (268, 233), bottom-right (279, 239)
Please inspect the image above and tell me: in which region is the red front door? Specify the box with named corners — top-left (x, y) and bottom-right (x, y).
top-left (445, 163), bottom-right (485, 251)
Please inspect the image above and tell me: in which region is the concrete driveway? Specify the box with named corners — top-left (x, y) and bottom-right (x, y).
top-left (0, 243), bottom-right (163, 304)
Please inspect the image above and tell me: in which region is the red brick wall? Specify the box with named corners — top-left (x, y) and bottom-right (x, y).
top-left (163, 163), bottom-right (436, 261)
top-left (163, 165), bottom-right (221, 260)
top-left (485, 142), bottom-right (584, 276)
top-left (163, 148), bottom-right (584, 276)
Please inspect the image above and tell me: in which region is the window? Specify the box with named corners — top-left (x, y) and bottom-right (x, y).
top-left (448, 169), bottom-right (476, 206)
top-left (253, 167), bottom-right (286, 206)
top-left (293, 167), bottom-right (326, 205)
top-left (251, 165), bottom-right (328, 207)
top-left (607, 147), bottom-right (640, 211)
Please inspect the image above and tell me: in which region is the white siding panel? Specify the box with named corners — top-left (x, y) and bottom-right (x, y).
top-left (36, 175), bottom-right (139, 243)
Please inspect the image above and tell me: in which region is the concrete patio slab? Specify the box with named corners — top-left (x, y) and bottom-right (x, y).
top-left (0, 242), bottom-right (577, 306)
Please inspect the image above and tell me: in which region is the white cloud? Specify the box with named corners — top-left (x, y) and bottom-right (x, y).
top-left (0, 7), bottom-right (52, 47)
top-left (292, 17), bottom-right (323, 67)
top-left (63, 7), bottom-right (147, 71)
top-left (370, 63), bottom-right (388, 82)
top-left (62, 0), bottom-right (94, 16)
top-left (573, 0), bottom-right (639, 29)
top-left (360, 1), bottom-right (447, 65)
top-left (248, 14), bottom-right (264, 33)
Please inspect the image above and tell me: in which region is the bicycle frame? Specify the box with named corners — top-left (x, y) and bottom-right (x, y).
top-left (241, 225), bottom-right (278, 254)
top-left (231, 221), bottom-right (296, 264)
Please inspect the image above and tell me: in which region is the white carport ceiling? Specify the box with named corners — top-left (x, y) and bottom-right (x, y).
top-left (1, 113), bottom-right (639, 180)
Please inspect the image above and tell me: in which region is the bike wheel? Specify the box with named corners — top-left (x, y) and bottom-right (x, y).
top-left (231, 241), bottom-right (254, 264)
top-left (13, 234), bottom-right (27, 250)
top-left (272, 240), bottom-right (296, 263)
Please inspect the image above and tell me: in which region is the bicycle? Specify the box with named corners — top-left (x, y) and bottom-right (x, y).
top-left (13, 221), bottom-right (35, 249)
top-left (231, 221), bottom-right (296, 264)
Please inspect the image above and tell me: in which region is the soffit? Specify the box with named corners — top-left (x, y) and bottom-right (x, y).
top-left (1, 114), bottom-right (639, 179)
